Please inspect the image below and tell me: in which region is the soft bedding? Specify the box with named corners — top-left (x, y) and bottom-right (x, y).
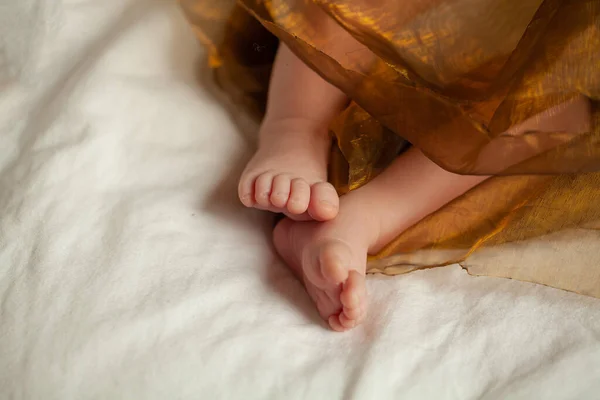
top-left (1, 1), bottom-right (599, 399)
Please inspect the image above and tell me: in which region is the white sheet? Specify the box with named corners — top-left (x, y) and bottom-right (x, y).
top-left (1, 1), bottom-right (600, 399)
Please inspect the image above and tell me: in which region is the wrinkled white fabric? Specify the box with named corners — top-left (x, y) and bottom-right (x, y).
top-left (1, 1), bottom-right (599, 399)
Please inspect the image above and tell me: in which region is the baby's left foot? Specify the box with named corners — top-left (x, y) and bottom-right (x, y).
top-left (273, 192), bottom-right (380, 331)
top-left (238, 119), bottom-right (339, 222)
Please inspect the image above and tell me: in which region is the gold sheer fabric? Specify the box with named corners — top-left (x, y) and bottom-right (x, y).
top-left (180, 0), bottom-right (600, 297)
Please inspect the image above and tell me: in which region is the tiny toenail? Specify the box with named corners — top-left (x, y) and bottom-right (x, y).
top-left (320, 200), bottom-right (336, 209)
top-left (352, 293), bottom-right (359, 305)
top-left (241, 195), bottom-right (252, 204)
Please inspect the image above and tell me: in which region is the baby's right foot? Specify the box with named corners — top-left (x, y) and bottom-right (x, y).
top-left (238, 118), bottom-right (339, 221)
top-left (272, 190), bottom-right (378, 331)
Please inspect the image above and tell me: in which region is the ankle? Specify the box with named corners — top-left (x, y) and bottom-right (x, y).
top-left (337, 191), bottom-right (384, 254)
top-left (259, 117), bottom-right (330, 142)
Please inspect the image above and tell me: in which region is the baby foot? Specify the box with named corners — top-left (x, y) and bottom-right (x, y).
top-left (273, 199), bottom-right (378, 331)
top-left (239, 120), bottom-right (339, 221)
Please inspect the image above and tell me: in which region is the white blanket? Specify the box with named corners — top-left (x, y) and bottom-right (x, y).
top-left (1, 1), bottom-right (599, 399)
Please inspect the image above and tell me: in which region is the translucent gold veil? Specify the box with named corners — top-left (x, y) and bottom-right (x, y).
top-left (180, 0), bottom-right (600, 297)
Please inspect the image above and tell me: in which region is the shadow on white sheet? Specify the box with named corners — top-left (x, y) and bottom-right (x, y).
top-left (1, 1), bottom-right (599, 399)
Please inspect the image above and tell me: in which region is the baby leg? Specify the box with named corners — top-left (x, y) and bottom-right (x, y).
top-left (238, 44), bottom-right (343, 221)
top-left (238, 4), bottom-right (373, 221)
top-left (274, 97), bottom-right (591, 331)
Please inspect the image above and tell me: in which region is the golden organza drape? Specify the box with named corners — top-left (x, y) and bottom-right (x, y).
top-left (180, 0), bottom-right (600, 297)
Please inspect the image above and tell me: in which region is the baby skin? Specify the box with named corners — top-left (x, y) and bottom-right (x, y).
top-left (239, 43), bottom-right (591, 331)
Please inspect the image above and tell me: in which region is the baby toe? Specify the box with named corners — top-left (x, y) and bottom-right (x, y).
top-left (254, 173), bottom-right (274, 208)
top-left (270, 174), bottom-right (292, 208)
top-left (308, 182), bottom-right (339, 221)
top-left (317, 241), bottom-right (351, 286)
top-left (287, 178), bottom-right (311, 215)
top-left (328, 315), bottom-right (346, 332)
top-left (338, 312), bottom-right (357, 330)
top-left (342, 304), bottom-right (365, 321)
top-left (238, 174), bottom-right (256, 207)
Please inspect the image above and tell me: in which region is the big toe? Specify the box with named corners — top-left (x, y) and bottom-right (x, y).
top-left (303, 239), bottom-right (352, 290)
top-left (307, 182), bottom-right (339, 221)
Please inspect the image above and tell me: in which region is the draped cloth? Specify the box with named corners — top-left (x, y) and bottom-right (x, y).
top-left (180, 0), bottom-right (600, 297)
